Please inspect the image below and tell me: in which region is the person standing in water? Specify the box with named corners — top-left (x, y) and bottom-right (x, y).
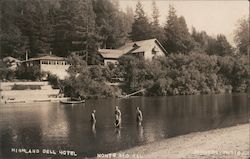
top-left (91, 110), bottom-right (96, 137)
top-left (91, 110), bottom-right (96, 124)
top-left (114, 106), bottom-right (121, 128)
top-left (136, 107), bottom-right (143, 125)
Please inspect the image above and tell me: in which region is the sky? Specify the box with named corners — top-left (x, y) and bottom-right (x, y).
top-left (119, 0), bottom-right (249, 45)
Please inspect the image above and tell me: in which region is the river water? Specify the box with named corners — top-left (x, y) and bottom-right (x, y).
top-left (0, 94), bottom-right (249, 158)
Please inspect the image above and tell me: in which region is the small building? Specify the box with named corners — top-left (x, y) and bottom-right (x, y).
top-left (99, 38), bottom-right (168, 66)
top-left (22, 55), bottom-right (70, 79)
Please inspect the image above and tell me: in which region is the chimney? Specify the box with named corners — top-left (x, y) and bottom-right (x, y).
top-left (49, 51), bottom-right (52, 55)
top-left (25, 51), bottom-right (28, 61)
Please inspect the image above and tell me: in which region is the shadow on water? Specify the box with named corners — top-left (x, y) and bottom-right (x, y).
top-left (0, 93), bottom-right (249, 158)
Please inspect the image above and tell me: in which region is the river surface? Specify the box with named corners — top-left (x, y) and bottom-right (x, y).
top-left (0, 94), bottom-right (249, 158)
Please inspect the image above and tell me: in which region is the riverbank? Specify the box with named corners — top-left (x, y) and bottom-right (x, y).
top-left (112, 124), bottom-right (249, 159)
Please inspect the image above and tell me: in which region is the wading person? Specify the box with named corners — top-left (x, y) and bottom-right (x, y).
top-left (114, 114), bottom-right (121, 128)
top-left (91, 110), bottom-right (96, 136)
top-left (114, 106), bottom-right (121, 128)
top-left (91, 110), bottom-right (96, 124)
top-left (136, 107), bottom-right (143, 125)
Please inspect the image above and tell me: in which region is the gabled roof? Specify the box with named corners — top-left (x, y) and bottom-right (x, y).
top-left (119, 38), bottom-right (168, 55)
top-left (98, 38), bottom-right (168, 59)
top-left (25, 55), bottom-right (66, 62)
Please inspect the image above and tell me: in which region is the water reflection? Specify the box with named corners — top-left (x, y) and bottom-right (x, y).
top-left (91, 123), bottom-right (96, 138)
top-left (137, 125), bottom-right (144, 142)
top-left (0, 93), bottom-right (249, 158)
top-left (115, 128), bottom-right (121, 141)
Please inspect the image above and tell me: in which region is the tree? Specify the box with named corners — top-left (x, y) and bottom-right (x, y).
top-left (191, 28), bottom-right (233, 56)
top-left (152, 0), bottom-right (160, 26)
top-left (53, 0), bottom-right (100, 65)
top-left (214, 34), bottom-right (233, 56)
top-left (163, 5), bottom-right (194, 53)
top-left (16, 0), bottom-right (53, 57)
top-left (93, 0), bottom-right (130, 49)
top-left (130, 1), bottom-right (153, 41)
top-left (0, 0), bottom-right (29, 59)
top-left (0, 0), bottom-right (59, 59)
top-left (218, 55), bottom-right (249, 92)
top-left (150, 0), bottom-right (165, 44)
top-left (63, 53), bottom-right (115, 98)
top-left (234, 17), bottom-right (249, 55)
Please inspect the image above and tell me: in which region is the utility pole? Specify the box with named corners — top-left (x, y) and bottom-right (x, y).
top-left (25, 50), bottom-right (28, 61)
top-left (85, 12), bottom-right (89, 66)
top-left (86, 25), bottom-right (88, 66)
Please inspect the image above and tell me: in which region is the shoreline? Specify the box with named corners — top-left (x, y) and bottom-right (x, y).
top-left (97, 124), bottom-right (249, 159)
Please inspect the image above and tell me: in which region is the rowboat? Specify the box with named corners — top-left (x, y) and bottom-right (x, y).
top-left (60, 99), bottom-right (85, 104)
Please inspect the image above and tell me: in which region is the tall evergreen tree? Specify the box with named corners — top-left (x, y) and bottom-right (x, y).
top-left (150, 0), bottom-right (164, 44)
top-left (214, 34), bottom-right (233, 56)
top-left (15, 0), bottom-right (53, 57)
top-left (163, 5), bottom-right (194, 53)
top-left (234, 17), bottom-right (249, 55)
top-left (0, 0), bottom-right (51, 58)
top-left (192, 28), bottom-right (233, 56)
top-left (130, 1), bottom-right (153, 41)
top-left (53, 0), bottom-right (99, 63)
top-left (0, 0), bottom-right (24, 58)
top-left (152, 0), bottom-right (160, 27)
top-left (124, 6), bottom-right (134, 40)
top-left (93, 0), bottom-right (129, 49)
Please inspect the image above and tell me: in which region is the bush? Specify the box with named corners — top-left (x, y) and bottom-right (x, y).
top-left (116, 52), bottom-right (249, 96)
top-left (0, 68), bottom-right (15, 81)
top-left (63, 55), bottom-right (116, 99)
top-left (61, 52), bottom-right (249, 98)
top-left (47, 73), bottom-right (60, 89)
top-left (15, 65), bottom-right (46, 81)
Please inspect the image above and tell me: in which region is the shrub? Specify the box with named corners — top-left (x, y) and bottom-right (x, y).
top-left (15, 65), bottom-right (46, 81)
top-left (47, 73), bottom-right (60, 89)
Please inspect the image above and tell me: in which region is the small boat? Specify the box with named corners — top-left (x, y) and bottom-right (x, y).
top-left (60, 99), bottom-right (85, 104)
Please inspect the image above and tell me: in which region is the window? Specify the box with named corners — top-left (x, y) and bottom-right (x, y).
top-left (43, 60), bottom-right (48, 64)
top-left (152, 46), bottom-right (159, 55)
top-left (133, 43), bottom-right (139, 48)
top-left (133, 52), bottom-right (144, 59)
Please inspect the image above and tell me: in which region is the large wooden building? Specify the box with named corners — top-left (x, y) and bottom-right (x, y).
top-left (99, 38), bottom-right (168, 66)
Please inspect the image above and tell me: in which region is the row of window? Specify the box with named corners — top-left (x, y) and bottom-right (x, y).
top-left (25, 60), bottom-right (70, 66)
top-left (41, 60), bottom-right (69, 65)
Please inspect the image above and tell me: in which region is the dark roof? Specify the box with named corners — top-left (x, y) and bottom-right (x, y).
top-left (98, 49), bottom-right (124, 59)
top-left (3, 56), bottom-right (21, 63)
top-left (24, 55), bottom-right (66, 62)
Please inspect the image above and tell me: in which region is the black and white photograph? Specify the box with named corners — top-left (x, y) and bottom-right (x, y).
top-left (0, 0), bottom-right (249, 158)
